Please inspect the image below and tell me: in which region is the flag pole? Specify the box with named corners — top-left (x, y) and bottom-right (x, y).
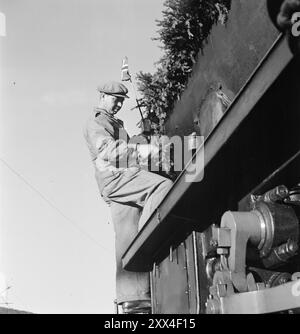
top-left (121, 56), bottom-right (144, 122)
top-left (129, 77), bottom-right (144, 122)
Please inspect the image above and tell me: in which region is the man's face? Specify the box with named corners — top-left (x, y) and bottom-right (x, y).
top-left (103, 94), bottom-right (125, 115)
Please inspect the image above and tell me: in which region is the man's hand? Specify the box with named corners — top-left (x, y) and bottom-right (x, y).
top-left (137, 144), bottom-right (159, 159)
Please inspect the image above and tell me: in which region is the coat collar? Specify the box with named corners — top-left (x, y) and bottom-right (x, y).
top-left (94, 107), bottom-right (124, 127)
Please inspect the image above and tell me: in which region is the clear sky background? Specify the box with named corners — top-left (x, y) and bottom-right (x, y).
top-left (0, 0), bottom-right (164, 314)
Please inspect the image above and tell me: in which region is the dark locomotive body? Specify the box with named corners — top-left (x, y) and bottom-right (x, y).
top-left (122, 0), bottom-right (300, 314)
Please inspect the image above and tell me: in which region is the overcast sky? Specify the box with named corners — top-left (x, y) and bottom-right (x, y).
top-left (0, 0), bottom-right (164, 314)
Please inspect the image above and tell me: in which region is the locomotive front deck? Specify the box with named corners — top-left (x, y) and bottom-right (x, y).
top-left (122, 1), bottom-right (300, 314)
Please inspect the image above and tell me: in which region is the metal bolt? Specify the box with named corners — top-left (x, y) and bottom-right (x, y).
top-left (288, 240), bottom-right (298, 253)
top-left (276, 185), bottom-right (289, 197)
top-left (251, 194), bottom-right (259, 203)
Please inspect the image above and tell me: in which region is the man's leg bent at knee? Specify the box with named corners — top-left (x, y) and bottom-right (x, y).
top-left (138, 175), bottom-right (173, 230)
top-left (106, 169), bottom-right (173, 231)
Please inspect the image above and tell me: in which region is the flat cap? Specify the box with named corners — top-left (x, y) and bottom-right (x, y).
top-left (97, 81), bottom-right (129, 98)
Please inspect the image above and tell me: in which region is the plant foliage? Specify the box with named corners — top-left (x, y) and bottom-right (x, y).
top-left (136, 0), bottom-right (231, 132)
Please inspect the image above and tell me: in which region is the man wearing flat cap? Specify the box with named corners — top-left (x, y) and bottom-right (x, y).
top-left (84, 80), bottom-right (173, 314)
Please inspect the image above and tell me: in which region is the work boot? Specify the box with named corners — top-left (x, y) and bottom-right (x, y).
top-left (122, 300), bottom-right (152, 314)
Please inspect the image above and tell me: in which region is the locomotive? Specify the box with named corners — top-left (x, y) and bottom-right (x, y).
top-left (121, 0), bottom-right (300, 314)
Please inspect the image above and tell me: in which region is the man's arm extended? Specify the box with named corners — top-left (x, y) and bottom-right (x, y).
top-left (85, 116), bottom-right (136, 165)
